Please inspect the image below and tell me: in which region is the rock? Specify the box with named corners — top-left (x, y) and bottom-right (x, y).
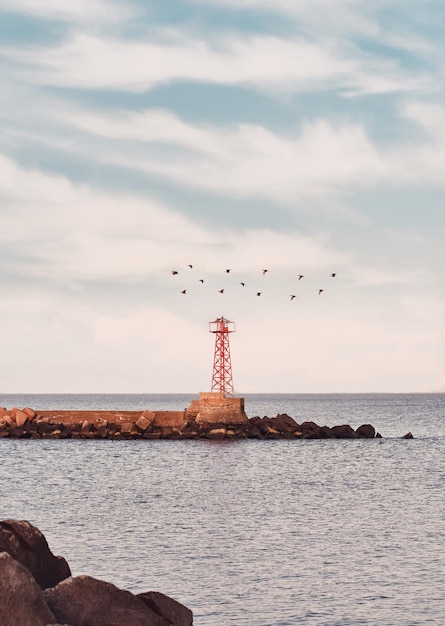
top-left (0, 551), bottom-right (56, 626)
top-left (206, 428), bottom-right (226, 439)
top-left (15, 410), bottom-right (28, 428)
top-left (403, 431), bottom-right (414, 439)
top-left (0, 520), bottom-right (71, 589)
top-left (375, 432), bottom-right (382, 438)
top-left (300, 421), bottom-right (320, 434)
top-left (135, 414), bottom-right (152, 433)
top-left (138, 591), bottom-right (193, 626)
top-left (23, 407), bottom-right (36, 420)
top-left (120, 422), bottom-right (134, 435)
top-left (80, 420), bottom-right (91, 434)
top-left (355, 424), bottom-right (375, 438)
top-left (44, 576), bottom-right (170, 626)
top-left (273, 413), bottom-right (301, 433)
top-left (328, 424), bottom-right (358, 439)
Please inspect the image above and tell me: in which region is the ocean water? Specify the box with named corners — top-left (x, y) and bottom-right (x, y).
top-left (0, 393), bottom-right (444, 625)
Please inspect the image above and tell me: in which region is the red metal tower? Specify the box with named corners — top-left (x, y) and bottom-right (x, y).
top-left (209, 316), bottom-right (235, 397)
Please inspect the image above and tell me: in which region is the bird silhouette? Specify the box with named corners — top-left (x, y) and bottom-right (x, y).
top-left (298, 275), bottom-right (304, 280)
top-left (240, 282), bottom-right (245, 287)
top-left (262, 269), bottom-right (268, 275)
top-left (290, 295), bottom-right (296, 301)
top-left (218, 289), bottom-right (224, 294)
top-left (331, 273), bottom-right (336, 278)
top-left (199, 279), bottom-right (204, 283)
top-left (181, 289), bottom-right (186, 294)
top-left (171, 270), bottom-right (178, 276)
top-left (318, 289), bottom-right (324, 295)
top-left (256, 292), bottom-right (262, 296)
top-left (225, 269), bottom-right (231, 273)
top-left (188, 264), bottom-right (193, 269)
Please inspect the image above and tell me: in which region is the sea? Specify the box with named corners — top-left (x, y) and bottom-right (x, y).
top-left (1, 393), bottom-right (444, 626)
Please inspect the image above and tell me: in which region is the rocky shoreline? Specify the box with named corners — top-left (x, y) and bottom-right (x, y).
top-left (0, 406), bottom-right (413, 439)
top-left (0, 519), bottom-right (192, 626)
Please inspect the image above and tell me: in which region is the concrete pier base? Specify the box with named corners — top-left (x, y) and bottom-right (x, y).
top-left (186, 392), bottom-right (248, 425)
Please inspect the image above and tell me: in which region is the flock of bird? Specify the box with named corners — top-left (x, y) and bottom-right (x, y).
top-left (170, 265), bottom-right (337, 300)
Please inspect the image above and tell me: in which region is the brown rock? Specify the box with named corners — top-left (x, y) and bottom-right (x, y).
top-left (23, 407), bottom-right (37, 420)
top-left (80, 420), bottom-right (91, 434)
top-left (120, 422), bottom-right (135, 435)
top-left (44, 576), bottom-right (170, 626)
top-left (206, 428), bottom-right (226, 439)
top-left (355, 424), bottom-right (375, 438)
top-left (403, 431), bottom-right (414, 439)
top-left (0, 552), bottom-right (56, 626)
top-left (135, 414), bottom-right (153, 433)
top-left (273, 413), bottom-right (301, 433)
top-left (328, 424), bottom-right (358, 439)
top-left (15, 410), bottom-right (28, 428)
top-left (138, 591), bottom-right (193, 626)
top-left (10, 407), bottom-right (20, 418)
top-left (0, 520), bottom-right (71, 590)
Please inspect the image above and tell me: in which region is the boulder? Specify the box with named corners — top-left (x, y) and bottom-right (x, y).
top-left (23, 407), bottom-right (37, 420)
top-left (135, 414), bottom-right (153, 433)
top-left (328, 424), bottom-right (358, 439)
top-left (0, 552), bottom-right (56, 626)
top-left (44, 575), bottom-right (170, 626)
top-left (299, 421), bottom-right (320, 434)
top-left (273, 413), bottom-right (301, 433)
top-left (403, 432), bottom-right (414, 439)
top-left (15, 410), bottom-right (28, 428)
top-left (120, 422), bottom-right (134, 435)
top-left (355, 424), bottom-right (375, 438)
top-left (0, 520), bottom-right (70, 589)
top-left (206, 428), bottom-right (226, 439)
top-left (138, 591), bottom-right (193, 626)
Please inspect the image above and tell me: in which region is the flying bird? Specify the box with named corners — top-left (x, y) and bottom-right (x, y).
top-left (171, 270), bottom-right (178, 276)
top-left (188, 264), bottom-right (193, 269)
top-left (262, 269), bottom-right (268, 275)
top-left (318, 289), bottom-right (324, 295)
top-left (199, 279), bottom-right (204, 283)
top-left (290, 295), bottom-right (296, 301)
top-left (331, 273), bottom-right (336, 277)
top-left (256, 292), bottom-right (262, 296)
top-left (298, 275), bottom-right (304, 280)
top-left (181, 289), bottom-right (187, 294)
top-left (225, 269), bottom-right (231, 273)
top-left (218, 289), bottom-right (224, 294)
top-left (240, 282), bottom-right (245, 287)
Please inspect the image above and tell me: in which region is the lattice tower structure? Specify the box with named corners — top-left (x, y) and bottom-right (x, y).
top-left (209, 316), bottom-right (235, 397)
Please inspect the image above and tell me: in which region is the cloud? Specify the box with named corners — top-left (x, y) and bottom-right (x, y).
top-left (0, 0), bottom-right (137, 24)
top-left (0, 153), bottom-right (354, 285)
top-left (3, 29), bottom-right (433, 97)
top-left (59, 107), bottom-right (389, 201)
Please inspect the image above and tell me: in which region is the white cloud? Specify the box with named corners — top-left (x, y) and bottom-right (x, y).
top-left (4, 30), bottom-right (432, 97)
top-left (0, 0), bottom-right (136, 23)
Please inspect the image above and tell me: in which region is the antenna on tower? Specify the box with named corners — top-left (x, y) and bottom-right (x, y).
top-left (209, 316), bottom-right (235, 398)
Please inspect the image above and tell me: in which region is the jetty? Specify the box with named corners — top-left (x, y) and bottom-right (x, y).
top-left (0, 392), bottom-right (382, 440)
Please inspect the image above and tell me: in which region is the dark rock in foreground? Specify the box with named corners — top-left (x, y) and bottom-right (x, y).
top-left (0, 552), bottom-right (56, 626)
top-left (0, 520), bottom-right (193, 626)
top-left (0, 520), bottom-right (70, 590)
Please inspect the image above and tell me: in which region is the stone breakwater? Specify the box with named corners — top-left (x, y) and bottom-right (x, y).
top-left (0, 519), bottom-right (193, 626)
top-left (0, 405), bottom-right (405, 439)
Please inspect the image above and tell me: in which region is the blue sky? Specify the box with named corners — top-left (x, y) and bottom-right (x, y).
top-left (0, 0), bottom-right (444, 393)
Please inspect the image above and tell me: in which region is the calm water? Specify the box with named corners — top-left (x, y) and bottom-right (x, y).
top-left (0, 394), bottom-right (444, 625)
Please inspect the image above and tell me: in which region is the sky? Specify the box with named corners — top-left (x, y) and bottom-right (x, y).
top-left (0, 0), bottom-right (444, 394)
